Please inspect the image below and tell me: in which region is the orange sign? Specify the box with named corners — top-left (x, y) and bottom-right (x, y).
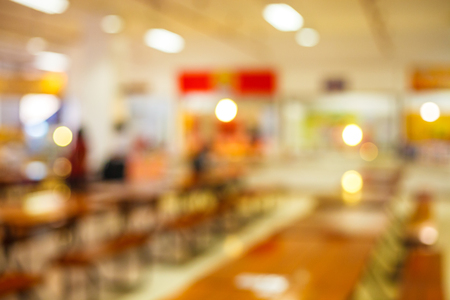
top-left (412, 68), bottom-right (450, 90)
top-left (0, 73), bottom-right (66, 95)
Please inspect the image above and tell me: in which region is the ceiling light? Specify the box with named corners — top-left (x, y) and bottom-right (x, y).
top-left (34, 51), bottom-right (70, 72)
top-left (144, 29), bottom-right (185, 53)
top-left (26, 37), bottom-right (47, 55)
top-left (20, 94), bottom-right (60, 125)
top-left (263, 4), bottom-right (303, 32)
top-left (296, 28), bottom-right (320, 47)
top-left (101, 15), bottom-right (124, 34)
top-left (10, 0), bottom-right (69, 14)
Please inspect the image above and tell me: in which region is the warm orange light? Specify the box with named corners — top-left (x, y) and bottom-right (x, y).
top-left (342, 124), bottom-right (363, 146)
top-left (215, 99), bottom-right (238, 122)
top-left (419, 226), bottom-right (438, 245)
top-left (342, 191), bottom-right (362, 206)
top-left (360, 142), bottom-right (378, 161)
top-left (341, 170), bottom-right (363, 194)
top-left (53, 126), bottom-right (73, 147)
top-left (53, 157), bottom-right (72, 177)
top-left (223, 235), bottom-right (244, 258)
top-left (53, 183), bottom-right (71, 200)
top-left (41, 73), bottom-right (67, 94)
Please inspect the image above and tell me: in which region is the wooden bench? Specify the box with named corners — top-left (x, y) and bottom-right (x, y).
top-left (399, 249), bottom-right (444, 300)
top-left (0, 273), bottom-right (41, 298)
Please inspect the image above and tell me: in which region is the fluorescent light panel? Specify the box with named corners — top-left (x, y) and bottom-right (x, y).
top-left (263, 4), bottom-right (303, 32)
top-left (144, 29), bottom-right (185, 53)
top-left (296, 28), bottom-right (320, 47)
top-left (34, 51), bottom-right (70, 73)
top-left (20, 94), bottom-right (60, 125)
top-left (10, 0), bottom-right (69, 14)
top-left (101, 15), bottom-right (124, 34)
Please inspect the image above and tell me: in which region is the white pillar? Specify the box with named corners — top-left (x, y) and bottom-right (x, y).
top-left (68, 14), bottom-right (118, 172)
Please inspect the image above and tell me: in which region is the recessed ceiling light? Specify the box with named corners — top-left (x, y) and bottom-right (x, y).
top-left (101, 15), bottom-right (124, 34)
top-left (10, 0), bottom-right (69, 14)
top-left (296, 28), bottom-right (320, 47)
top-left (26, 37), bottom-right (47, 54)
top-left (144, 29), bottom-right (185, 53)
top-left (263, 4), bottom-right (303, 32)
top-left (34, 52), bottom-right (70, 73)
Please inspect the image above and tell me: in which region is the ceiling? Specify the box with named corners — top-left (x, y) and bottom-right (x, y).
top-left (0, 0), bottom-right (449, 70)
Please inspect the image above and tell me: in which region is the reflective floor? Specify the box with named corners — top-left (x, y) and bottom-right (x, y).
top-left (106, 155), bottom-right (450, 300)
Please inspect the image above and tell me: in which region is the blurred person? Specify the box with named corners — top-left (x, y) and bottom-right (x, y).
top-left (68, 129), bottom-right (88, 188)
top-left (103, 123), bottom-right (131, 180)
top-left (191, 143), bottom-right (210, 182)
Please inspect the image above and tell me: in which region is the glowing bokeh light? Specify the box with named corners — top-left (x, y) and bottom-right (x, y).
top-left (342, 191), bottom-right (362, 206)
top-left (24, 122), bottom-right (49, 138)
top-left (360, 142), bottom-right (378, 161)
top-left (53, 183), bottom-right (71, 200)
top-left (215, 99), bottom-right (238, 122)
top-left (34, 51), bottom-right (70, 73)
top-left (53, 157), bottom-right (72, 177)
top-left (53, 126), bottom-right (73, 147)
top-left (20, 94), bottom-right (60, 125)
top-left (26, 37), bottom-right (47, 54)
top-left (223, 235), bottom-right (244, 258)
top-left (144, 29), bottom-right (185, 53)
top-left (235, 273), bottom-right (289, 297)
top-left (41, 73), bottom-right (67, 94)
top-left (101, 15), bottom-right (124, 34)
top-left (296, 28), bottom-right (320, 47)
top-left (25, 161), bottom-right (48, 181)
top-left (420, 102), bottom-right (440, 122)
top-left (341, 170), bottom-right (363, 194)
top-left (11, 0), bottom-right (69, 14)
top-left (23, 191), bottom-right (65, 215)
top-left (342, 124), bottom-right (363, 146)
top-left (419, 226), bottom-right (438, 245)
top-left (263, 4), bottom-right (303, 32)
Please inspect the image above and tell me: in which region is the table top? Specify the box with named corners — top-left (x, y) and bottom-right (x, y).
top-left (0, 200), bottom-right (90, 228)
top-left (0, 167), bottom-right (245, 229)
top-left (400, 249), bottom-right (444, 300)
top-left (169, 208), bottom-right (387, 300)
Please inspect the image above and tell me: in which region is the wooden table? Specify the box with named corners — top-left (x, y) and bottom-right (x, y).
top-left (400, 249), bottom-right (444, 300)
top-left (169, 208), bottom-right (388, 300)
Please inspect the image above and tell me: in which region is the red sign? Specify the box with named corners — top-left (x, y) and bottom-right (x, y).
top-left (179, 72), bottom-right (214, 93)
top-left (179, 70), bottom-right (276, 96)
top-left (235, 71), bottom-right (276, 95)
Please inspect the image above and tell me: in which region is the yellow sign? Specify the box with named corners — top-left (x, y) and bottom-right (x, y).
top-left (0, 73), bottom-right (66, 95)
top-left (406, 113), bottom-right (450, 141)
